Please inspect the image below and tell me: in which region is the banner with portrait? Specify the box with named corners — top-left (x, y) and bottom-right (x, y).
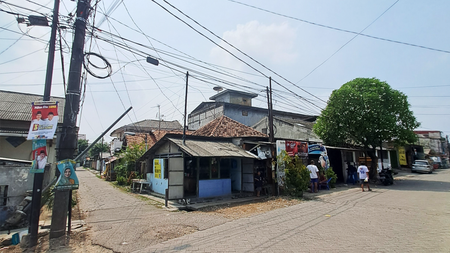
top-left (30, 139), bottom-right (47, 174)
top-left (308, 144), bottom-right (330, 170)
top-left (27, 101), bottom-right (59, 140)
top-left (284, 141), bottom-right (308, 157)
top-left (55, 159), bottom-right (79, 190)
top-left (275, 140), bottom-right (286, 187)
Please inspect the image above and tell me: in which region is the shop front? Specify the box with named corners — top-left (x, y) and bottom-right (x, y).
top-left (139, 135), bottom-right (259, 200)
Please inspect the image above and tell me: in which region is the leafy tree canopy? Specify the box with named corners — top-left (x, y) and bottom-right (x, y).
top-left (89, 141), bottom-right (110, 159)
top-left (313, 77), bottom-right (419, 149)
top-left (122, 142), bottom-right (146, 165)
top-left (78, 139), bottom-right (89, 154)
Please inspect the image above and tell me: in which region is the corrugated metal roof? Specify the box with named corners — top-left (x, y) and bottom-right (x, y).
top-left (111, 120), bottom-right (183, 136)
top-left (274, 117), bottom-right (314, 129)
top-left (168, 138), bottom-right (258, 159)
top-left (0, 90), bottom-right (65, 122)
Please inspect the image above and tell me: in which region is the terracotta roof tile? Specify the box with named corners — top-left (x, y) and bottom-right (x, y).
top-left (193, 116), bottom-right (267, 138)
top-left (124, 130), bottom-right (194, 149)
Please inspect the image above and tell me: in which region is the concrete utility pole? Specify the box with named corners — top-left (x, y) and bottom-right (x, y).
top-left (29, 0), bottom-right (60, 247)
top-left (158, 105), bottom-right (161, 133)
top-left (183, 72), bottom-right (189, 145)
top-left (50, 0), bottom-right (91, 239)
top-left (267, 77), bottom-right (274, 143)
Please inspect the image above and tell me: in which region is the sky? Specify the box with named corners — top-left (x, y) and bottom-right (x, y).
top-left (1, 0), bottom-right (449, 142)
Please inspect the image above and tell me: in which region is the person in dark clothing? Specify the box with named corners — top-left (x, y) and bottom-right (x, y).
top-left (347, 162), bottom-right (357, 184)
top-left (255, 171), bottom-right (263, 197)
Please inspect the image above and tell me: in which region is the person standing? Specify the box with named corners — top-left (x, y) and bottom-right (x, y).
top-left (357, 163), bottom-right (372, 192)
top-left (307, 160), bottom-right (319, 193)
top-left (44, 111), bottom-right (58, 125)
top-left (346, 162), bottom-right (357, 184)
top-left (254, 171), bottom-right (263, 197)
top-left (28, 111), bottom-right (43, 133)
top-left (36, 150), bottom-right (47, 170)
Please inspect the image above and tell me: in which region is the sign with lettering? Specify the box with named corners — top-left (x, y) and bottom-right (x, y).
top-left (398, 147), bottom-right (407, 166)
top-left (27, 101), bottom-right (59, 140)
top-left (154, 159), bottom-right (162, 179)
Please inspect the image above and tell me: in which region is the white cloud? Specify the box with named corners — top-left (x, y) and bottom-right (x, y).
top-left (210, 21), bottom-right (297, 71)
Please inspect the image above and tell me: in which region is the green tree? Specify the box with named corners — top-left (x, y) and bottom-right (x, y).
top-left (116, 142), bottom-right (146, 183)
top-left (89, 141), bottom-right (110, 159)
top-left (78, 139), bottom-right (89, 154)
top-left (313, 78), bottom-right (419, 177)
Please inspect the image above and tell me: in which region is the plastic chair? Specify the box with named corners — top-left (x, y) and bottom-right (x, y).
top-left (319, 178), bottom-right (332, 190)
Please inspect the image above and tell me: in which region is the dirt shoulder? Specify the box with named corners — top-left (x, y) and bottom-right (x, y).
top-left (196, 196), bottom-right (303, 219)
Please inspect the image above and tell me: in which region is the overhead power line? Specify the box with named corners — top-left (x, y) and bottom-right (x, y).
top-left (296, 0), bottom-right (399, 85)
top-left (228, 0), bottom-right (450, 54)
top-left (151, 0), bottom-right (325, 110)
top-left (90, 25), bottom-right (321, 115)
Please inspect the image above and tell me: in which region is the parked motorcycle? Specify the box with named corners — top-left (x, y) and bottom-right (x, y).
top-left (378, 167), bottom-right (394, 186)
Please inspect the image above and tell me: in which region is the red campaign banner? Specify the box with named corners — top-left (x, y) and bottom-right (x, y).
top-left (285, 141), bottom-right (308, 157)
top-left (27, 101), bottom-right (59, 140)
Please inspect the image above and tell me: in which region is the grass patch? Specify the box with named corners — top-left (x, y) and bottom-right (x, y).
top-left (111, 181), bottom-right (131, 192)
top-left (136, 195), bottom-right (164, 209)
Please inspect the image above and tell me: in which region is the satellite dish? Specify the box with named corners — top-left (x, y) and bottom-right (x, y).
top-left (213, 86), bottom-right (223, 92)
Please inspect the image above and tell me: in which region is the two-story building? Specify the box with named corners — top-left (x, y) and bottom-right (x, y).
top-left (188, 89), bottom-right (317, 130)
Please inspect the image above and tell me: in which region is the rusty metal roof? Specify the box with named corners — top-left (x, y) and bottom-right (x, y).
top-left (0, 90), bottom-right (65, 123)
top-left (168, 138), bottom-right (259, 159)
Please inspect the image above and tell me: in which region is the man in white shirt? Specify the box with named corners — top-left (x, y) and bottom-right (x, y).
top-left (357, 163), bottom-right (372, 192)
top-left (307, 160), bottom-right (319, 193)
top-left (36, 150), bottom-right (47, 170)
top-left (44, 111), bottom-right (58, 125)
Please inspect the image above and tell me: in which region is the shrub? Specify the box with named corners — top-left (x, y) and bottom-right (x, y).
top-left (115, 164), bottom-right (127, 179)
top-left (325, 167), bottom-right (338, 188)
top-left (116, 176), bottom-right (127, 186)
top-left (278, 150), bottom-right (310, 197)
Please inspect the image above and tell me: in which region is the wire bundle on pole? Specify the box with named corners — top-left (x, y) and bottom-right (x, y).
top-left (83, 52), bottom-right (112, 79)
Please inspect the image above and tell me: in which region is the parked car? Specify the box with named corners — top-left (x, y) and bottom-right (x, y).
top-left (412, 160), bottom-right (433, 173)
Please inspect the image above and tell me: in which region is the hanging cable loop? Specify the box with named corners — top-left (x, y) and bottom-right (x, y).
top-left (83, 52), bottom-right (112, 79)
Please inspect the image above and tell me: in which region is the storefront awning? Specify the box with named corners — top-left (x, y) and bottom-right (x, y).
top-left (168, 138), bottom-right (259, 159)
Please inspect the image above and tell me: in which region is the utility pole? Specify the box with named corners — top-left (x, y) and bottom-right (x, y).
top-left (267, 77), bottom-right (276, 195)
top-left (268, 77), bottom-right (274, 143)
top-left (183, 72), bottom-right (189, 145)
top-left (50, 0), bottom-right (91, 239)
top-left (100, 137), bottom-right (103, 174)
top-left (158, 105), bottom-right (161, 133)
top-left (29, 0), bottom-right (60, 247)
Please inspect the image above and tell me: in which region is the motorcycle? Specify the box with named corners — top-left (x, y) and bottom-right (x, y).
top-left (378, 167), bottom-right (394, 186)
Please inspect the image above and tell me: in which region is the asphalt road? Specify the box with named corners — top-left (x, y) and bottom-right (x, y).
top-left (77, 168), bottom-right (450, 252)
top-left (138, 169), bottom-right (450, 252)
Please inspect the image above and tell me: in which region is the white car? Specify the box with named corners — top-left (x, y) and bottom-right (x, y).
top-left (412, 160), bottom-right (433, 173)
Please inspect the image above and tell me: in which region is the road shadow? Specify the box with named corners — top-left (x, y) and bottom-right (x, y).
top-left (382, 174), bottom-right (450, 193)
